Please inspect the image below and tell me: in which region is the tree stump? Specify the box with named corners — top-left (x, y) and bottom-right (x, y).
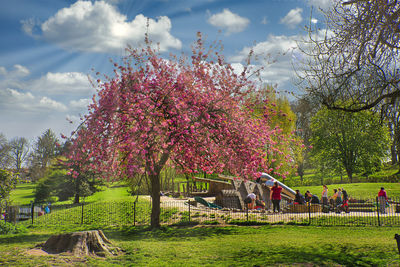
top-left (41, 230), bottom-right (120, 257)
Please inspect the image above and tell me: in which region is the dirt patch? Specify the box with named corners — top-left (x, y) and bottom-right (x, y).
top-left (25, 248), bottom-right (49, 256)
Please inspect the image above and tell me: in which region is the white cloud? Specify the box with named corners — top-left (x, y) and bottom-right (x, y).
top-left (5, 88), bottom-right (35, 102)
top-left (207, 9), bottom-right (250, 35)
top-left (12, 64), bottom-right (30, 77)
top-left (0, 88), bottom-right (66, 112)
top-left (0, 65), bottom-right (94, 117)
top-left (21, 18), bottom-right (39, 37)
top-left (39, 97), bottom-right (67, 111)
top-left (70, 98), bottom-right (92, 109)
top-left (30, 72), bottom-right (93, 95)
top-left (230, 34), bottom-right (300, 87)
top-left (229, 28), bottom-right (334, 89)
top-left (231, 35), bottom-right (298, 62)
top-left (0, 67), bottom-right (7, 76)
top-left (40, 1), bottom-right (181, 53)
top-left (0, 64), bottom-right (30, 79)
top-left (0, 65), bottom-right (31, 93)
top-left (280, 8), bottom-right (303, 29)
top-left (311, 18), bottom-right (318, 24)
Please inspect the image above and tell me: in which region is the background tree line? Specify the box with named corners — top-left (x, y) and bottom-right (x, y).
top-left (0, 129), bottom-right (101, 205)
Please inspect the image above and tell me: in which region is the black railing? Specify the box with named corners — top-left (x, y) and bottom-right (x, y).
top-left (2, 196), bottom-right (400, 227)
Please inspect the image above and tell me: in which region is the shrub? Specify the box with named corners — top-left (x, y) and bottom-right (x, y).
top-left (0, 221), bottom-right (27, 235)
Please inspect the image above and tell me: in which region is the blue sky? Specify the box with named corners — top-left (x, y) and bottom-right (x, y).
top-left (0, 0), bottom-right (331, 141)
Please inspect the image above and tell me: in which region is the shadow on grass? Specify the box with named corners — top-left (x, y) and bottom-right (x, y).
top-left (230, 244), bottom-right (393, 266)
top-left (0, 233), bottom-right (52, 245)
top-left (18, 194), bottom-right (35, 200)
top-left (107, 225), bottom-right (240, 242)
top-left (13, 184), bottom-right (35, 190)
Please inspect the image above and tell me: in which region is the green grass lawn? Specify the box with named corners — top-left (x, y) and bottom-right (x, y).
top-left (9, 182), bottom-right (133, 205)
top-left (0, 225), bottom-right (399, 266)
top-left (9, 183), bottom-right (36, 205)
top-left (73, 183), bottom-right (132, 204)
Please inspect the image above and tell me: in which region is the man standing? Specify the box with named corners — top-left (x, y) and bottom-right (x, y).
top-left (270, 182), bottom-right (282, 213)
top-left (378, 187), bottom-right (388, 214)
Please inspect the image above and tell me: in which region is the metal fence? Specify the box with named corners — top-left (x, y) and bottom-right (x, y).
top-left (3, 196), bottom-right (400, 227)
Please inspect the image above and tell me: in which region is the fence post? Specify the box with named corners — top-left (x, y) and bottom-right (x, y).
top-left (308, 202), bottom-right (311, 225)
top-left (30, 201), bottom-right (34, 225)
top-left (81, 202), bottom-right (84, 225)
top-left (188, 199), bottom-right (191, 222)
top-left (133, 201), bottom-right (136, 226)
top-left (376, 196), bottom-right (381, 227)
top-left (246, 206), bottom-right (249, 222)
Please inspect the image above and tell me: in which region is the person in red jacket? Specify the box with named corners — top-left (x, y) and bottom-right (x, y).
top-left (378, 187), bottom-right (388, 214)
top-left (270, 181), bottom-right (282, 213)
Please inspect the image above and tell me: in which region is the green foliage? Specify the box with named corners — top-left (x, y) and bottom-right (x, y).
top-left (34, 167), bottom-right (67, 203)
top-left (310, 107), bottom-right (390, 181)
top-left (28, 129), bottom-right (60, 182)
top-left (0, 169), bottom-right (18, 209)
top-left (33, 159), bottom-right (102, 203)
top-left (0, 221), bottom-right (26, 235)
top-left (252, 86), bottom-right (303, 178)
top-left (287, 162), bottom-right (400, 187)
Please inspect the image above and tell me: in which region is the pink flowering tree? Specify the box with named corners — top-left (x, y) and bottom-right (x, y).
top-left (67, 34), bottom-right (292, 228)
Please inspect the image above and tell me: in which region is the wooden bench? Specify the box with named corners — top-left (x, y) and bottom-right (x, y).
top-left (286, 204), bottom-right (322, 213)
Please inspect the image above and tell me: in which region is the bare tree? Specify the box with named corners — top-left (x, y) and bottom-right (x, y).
top-left (297, 0), bottom-right (400, 112)
top-left (0, 133), bottom-right (11, 169)
top-left (9, 137), bottom-right (30, 173)
top-left (291, 97), bottom-right (319, 180)
top-left (381, 98), bottom-right (400, 170)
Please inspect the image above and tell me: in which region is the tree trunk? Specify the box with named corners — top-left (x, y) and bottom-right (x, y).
top-left (150, 173), bottom-right (161, 229)
top-left (74, 176), bottom-right (80, 204)
top-left (346, 169), bottom-right (353, 183)
top-left (391, 144), bottom-right (397, 165)
top-left (74, 193), bottom-right (80, 204)
top-left (40, 230), bottom-right (120, 257)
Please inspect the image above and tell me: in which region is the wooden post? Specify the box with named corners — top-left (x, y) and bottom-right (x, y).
top-left (31, 201), bottom-right (34, 225)
top-left (376, 196), bottom-right (381, 226)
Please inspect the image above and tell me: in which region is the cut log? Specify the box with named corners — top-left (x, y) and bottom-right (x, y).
top-left (41, 230), bottom-right (121, 257)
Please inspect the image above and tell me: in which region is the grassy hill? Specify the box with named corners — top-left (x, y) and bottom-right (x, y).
top-left (9, 182), bottom-right (133, 205)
